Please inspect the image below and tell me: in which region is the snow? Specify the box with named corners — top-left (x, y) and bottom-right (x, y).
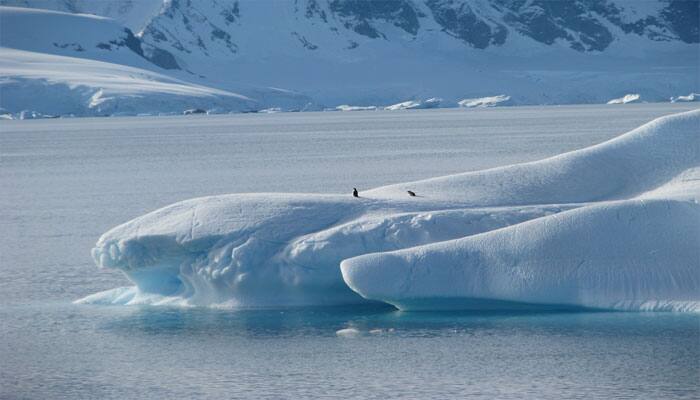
top-left (342, 199), bottom-right (700, 312)
top-left (458, 95), bottom-right (511, 108)
top-left (384, 98), bottom-right (442, 110)
top-left (335, 328), bottom-right (361, 338)
top-left (607, 94), bottom-right (641, 104)
top-left (0, 0), bottom-right (164, 31)
top-left (2, 3), bottom-right (697, 113)
top-left (0, 6), bottom-right (309, 117)
top-left (335, 105), bottom-right (377, 111)
top-left (0, 48), bottom-right (256, 117)
top-left (342, 109), bottom-right (700, 311)
top-left (82, 109), bottom-right (700, 312)
top-left (671, 93), bottom-right (699, 103)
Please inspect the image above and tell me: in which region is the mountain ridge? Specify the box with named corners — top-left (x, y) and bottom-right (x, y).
top-left (0, 0), bottom-right (698, 116)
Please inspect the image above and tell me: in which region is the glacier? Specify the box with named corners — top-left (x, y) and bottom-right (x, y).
top-left (1, 2), bottom-right (699, 115)
top-left (0, 7), bottom-right (309, 117)
top-left (81, 110), bottom-right (700, 311)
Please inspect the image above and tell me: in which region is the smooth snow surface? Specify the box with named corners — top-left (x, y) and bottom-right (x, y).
top-left (0, 48), bottom-right (255, 116)
top-left (84, 109), bottom-right (700, 311)
top-left (0, 7), bottom-right (308, 117)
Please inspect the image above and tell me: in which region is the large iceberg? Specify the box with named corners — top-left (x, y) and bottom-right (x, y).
top-left (81, 110), bottom-right (700, 311)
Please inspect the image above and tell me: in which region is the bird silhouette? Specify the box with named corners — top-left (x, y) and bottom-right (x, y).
top-left (407, 190), bottom-right (416, 197)
top-left (353, 188), bottom-right (359, 198)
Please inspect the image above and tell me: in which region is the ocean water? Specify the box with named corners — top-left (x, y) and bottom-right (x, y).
top-left (2, 104), bottom-right (699, 399)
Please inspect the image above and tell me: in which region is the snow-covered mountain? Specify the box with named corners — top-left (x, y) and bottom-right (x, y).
top-left (0, 6), bottom-right (309, 117)
top-left (1, 1), bottom-right (698, 116)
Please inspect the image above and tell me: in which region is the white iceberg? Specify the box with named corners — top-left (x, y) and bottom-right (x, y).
top-left (458, 95), bottom-right (511, 108)
top-left (81, 110), bottom-right (700, 312)
top-left (384, 98), bottom-right (442, 110)
top-left (335, 104), bottom-right (377, 111)
top-left (670, 93), bottom-right (699, 103)
top-left (607, 93), bottom-right (641, 104)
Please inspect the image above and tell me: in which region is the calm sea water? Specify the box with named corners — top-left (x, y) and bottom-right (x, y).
top-left (2, 104), bottom-right (699, 399)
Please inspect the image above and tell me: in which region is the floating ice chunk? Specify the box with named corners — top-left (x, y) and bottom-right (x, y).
top-left (336, 328), bottom-right (361, 337)
top-left (670, 93), bottom-right (699, 103)
top-left (335, 104), bottom-right (377, 111)
top-left (458, 95), bottom-right (511, 108)
top-left (257, 107), bottom-right (283, 113)
top-left (182, 108), bottom-right (207, 115)
top-left (384, 98), bottom-right (442, 110)
top-left (607, 94), bottom-right (641, 104)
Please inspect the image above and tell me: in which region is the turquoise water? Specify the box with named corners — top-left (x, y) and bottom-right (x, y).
top-left (2, 305), bottom-right (698, 399)
top-left (2, 105), bottom-right (699, 398)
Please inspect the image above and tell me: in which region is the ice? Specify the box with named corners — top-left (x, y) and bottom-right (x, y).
top-left (0, 48), bottom-right (257, 117)
top-left (342, 110), bottom-right (700, 311)
top-left (2, 4), bottom-right (697, 115)
top-left (607, 94), bottom-right (641, 104)
top-left (384, 98), bottom-right (442, 110)
top-left (335, 105), bottom-right (377, 111)
top-left (335, 328), bottom-right (361, 338)
top-left (458, 95), bottom-right (511, 108)
top-left (671, 93), bottom-right (699, 103)
top-left (342, 199), bottom-right (700, 312)
top-left (0, 7), bottom-right (308, 117)
top-left (82, 110), bottom-right (700, 311)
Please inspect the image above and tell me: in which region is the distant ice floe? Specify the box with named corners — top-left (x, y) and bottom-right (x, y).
top-left (384, 98), bottom-right (442, 110)
top-left (458, 95), bottom-right (511, 108)
top-left (80, 110), bottom-right (700, 312)
top-left (670, 93), bottom-right (699, 103)
top-left (335, 104), bottom-right (378, 111)
top-left (257, 107), bottom-right (283, 114)
top-left (607, 94), bottom-right (641, 104)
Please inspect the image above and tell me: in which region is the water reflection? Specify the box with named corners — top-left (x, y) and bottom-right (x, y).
top-left (94, 303), bottom-right (699, 341)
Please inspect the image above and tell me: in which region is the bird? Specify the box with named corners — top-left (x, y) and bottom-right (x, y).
top-left (407, 190), bottom-right (416, 197)
top-left (353, 188), bottom-right (359, 198)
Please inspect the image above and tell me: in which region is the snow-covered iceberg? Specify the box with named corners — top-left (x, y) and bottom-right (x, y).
top-left (607, 94), bottom-right (641, 104)
top-left (384, 98), bottom-right (442, 110)
top-left (81, 110), bottom-right (700, 312)
top-left (334, 104), bottom-right (377, 111)
top-left (671, 93), bottom-right (699, 103)
top-left (458, 95), bottom-right (511, 108)
top-left (342, 199), bottom-right (699, 312)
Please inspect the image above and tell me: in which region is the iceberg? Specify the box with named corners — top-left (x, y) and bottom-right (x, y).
top-left (81, 110), bottom-right (700, 311)
top-left (607, 94), bottom-right (641, 104)
top-left (384, 98), bottom-right (442, 111)
top-left (342, 199), bottom-right (700, 312)
top-left (458, 95), bottom-right (511, 108)
top-left (335, 105), bottom-right (377, 111)
top-left (671, 93), bottom-right (699, 103)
